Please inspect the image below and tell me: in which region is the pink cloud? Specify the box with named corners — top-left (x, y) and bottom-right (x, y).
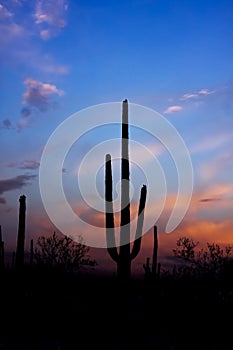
top-left (163, 105), bottom-right (183, 114)
top-left (23, 78), bottom-right (65, 112)
top-left (190, 132), bottom-right (232, 154)
top-left (198, 152), bottom-right (233, 182)
top-left (42, 63), bottom-right (69, 75)
top-left (34, 0), bottom-right (68, 40)
top-left (180, 93), bottom-right (198, 101)
top-left (180, 88), bottom-right (215, 102)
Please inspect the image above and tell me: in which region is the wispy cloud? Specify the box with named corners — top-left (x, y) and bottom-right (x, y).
top-left (7, 160), bottom-right (40, 170)
top-left (42, 63), bottom-right (69, 75)
top-left (198, 89), bottom-right (215, 96)
top-left (192, 183), bottom-right (233, 210)
top-left (34, 0), bottom-right (68, 40)
top-left (0, 2), bottom-right (24, 43)
top-left (198, 152), bottom-right (233, 182)
top-left (180, 93), bottom-right (198, 101)
top-left (0, 119), bottom-right (12, 130)
top-left (163, 105), bottom-right (183, 114)
top-left (180, 88), bottom-right (215, 101)
top-left (190, 132), bottom-right (232, 154)
top-left (0, 2), bottom-right (69, 76)
top-left (0, 3), bottom-right (13, 19)
top-left (199, 197), bottom-right (222, 203)
top-left (0, 174), bottom-right (36, 204)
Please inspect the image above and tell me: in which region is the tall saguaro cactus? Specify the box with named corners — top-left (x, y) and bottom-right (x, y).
top-left (105, 99), bottom-right (147, 282)
top-left (15, 194), bottom-right (26, 269)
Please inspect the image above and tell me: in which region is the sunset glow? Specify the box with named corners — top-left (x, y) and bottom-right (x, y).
top-left (1, 0), bottom-right (233, 275)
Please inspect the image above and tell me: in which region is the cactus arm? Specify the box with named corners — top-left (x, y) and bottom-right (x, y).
top-left (130, 184), bottom-right (147, 261)
top-left (105, 154), bottom-right (119, 262)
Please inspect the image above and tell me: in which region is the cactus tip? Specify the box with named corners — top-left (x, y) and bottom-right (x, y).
top-left (106, 154), bottom-right (111, 161)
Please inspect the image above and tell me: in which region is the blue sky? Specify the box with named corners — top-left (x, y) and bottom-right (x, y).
top-left (0, 0), bottom-right (233, 275)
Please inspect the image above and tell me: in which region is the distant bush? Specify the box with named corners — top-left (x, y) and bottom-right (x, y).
top-left (34, 232), bottom-right (97, 272)
top-left (173, 236), bottom-right (233, 278)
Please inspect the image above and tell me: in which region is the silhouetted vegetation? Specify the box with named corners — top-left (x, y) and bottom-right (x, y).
top-left (105, 99), bottom-right (147, 283)
top-left (15, 195), bottom-right (26, 270)
top-left (1, 100), bottom-right (233, 348)
top-left (33, 231), bottom-right (97, 271)
top-left (1, 220), bottom-right (233, 349)
top-left (172, 235), bottom-right (233, 278)
top-left (143, 226), bottom-right (161, 281)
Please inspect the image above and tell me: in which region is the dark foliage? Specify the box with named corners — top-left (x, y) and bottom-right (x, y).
top-left (34, 231), bottom-right (97, 272)
top-left (173, 236), bottom-right (233, 278)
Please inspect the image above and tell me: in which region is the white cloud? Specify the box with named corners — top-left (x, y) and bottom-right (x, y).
top-left (198, 88), bottom-right (215, 95)
top-left (163, 105), bottom-right (183, 114)
top-left (180, 89), bottom-right (215, 102)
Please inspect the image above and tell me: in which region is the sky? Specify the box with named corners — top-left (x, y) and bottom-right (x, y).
top-left (0, 0), bottom-right (233, 277)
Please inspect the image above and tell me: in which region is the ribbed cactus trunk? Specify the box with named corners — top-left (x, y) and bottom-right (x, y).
top-left (105, 99), bottom-right (147, 282)
top-left (118, 99), bottom-right (131, 281)
top-left (0, 225), bottom-right (4, 271)
top-left (15, 195), bottom-right (26, 270)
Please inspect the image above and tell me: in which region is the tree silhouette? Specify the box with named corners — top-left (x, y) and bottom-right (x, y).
top-left (173, 236), bottom-right (233, 277)
top-left (34, 232), bottom-right (96, 271)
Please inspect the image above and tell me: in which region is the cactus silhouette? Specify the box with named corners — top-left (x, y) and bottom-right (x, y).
top-left (105, 99), bottom-right (147, 282)
top-left (0, 225), bottom-right (4, 271)
top-left (152, 225), bottom-right (158, 277)
top-left (15, 195), bottom-right (26, 269)
top-left (143, 226), bottom-right (160, 279)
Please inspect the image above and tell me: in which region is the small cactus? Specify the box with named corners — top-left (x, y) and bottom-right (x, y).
top-left (15, 195), bottom-right (26, 270)
top-left (143, 226), bottom-right (160, 280)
